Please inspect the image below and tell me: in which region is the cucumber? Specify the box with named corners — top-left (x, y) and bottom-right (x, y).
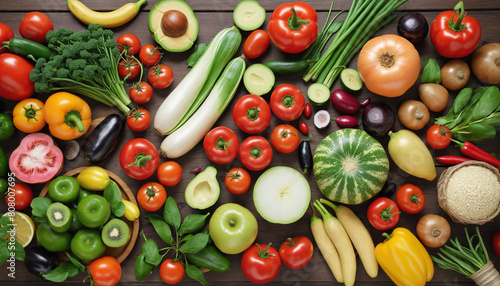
top-left (340, 68), bottom-right (363, 92)
top-left (186, 243), bottom-right (231, 272)
top-left (243, 63), bottom-right (275, 96)
top-left (307, 83), bottom-right (330, 106)
top-left (233, 0), bottom-right (266, 31)
top-left (263, 59), bottom-right (311, 75)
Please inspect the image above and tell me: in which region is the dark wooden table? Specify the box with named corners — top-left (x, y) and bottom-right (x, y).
top-left (1, 0), bottom-right (499, 285)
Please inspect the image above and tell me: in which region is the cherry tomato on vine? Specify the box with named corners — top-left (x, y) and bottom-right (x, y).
top-left (242, 244), bottom-right (281, 284)
top-left (159, 259), bottom-right (184, 284)
top-left (126, 107), bottom-right (150, 132)
top-left (243, 29), bottom-right (271, 59)
top-left (5, 183), bottom-right (33, 211)
top-left (19, 12), bottom-right (53, 43)
top-left (118, 58), bottom-right (140, 80)
top-left (117, 33), bottom-right (141, 55)
top-left (88, 256), bottom-right (122, 286)
top-left (203, 126), bottom-right (240, 164)
top-left (129, 82), bottom-right (153, 104)
top-left (426, 124), bottom-right (451, 150)
top-left (395, 184), bottom-right (425, 214)
top-left (367, 197), bottom-right (400, 230)
top-left (224, 168), bottom-right (251, 195)
top-left (157, 161), bottom-right (182, 187)
top-left (270, 124), bottom-right (300, 154)
top-left (298, 122), bottom-right (309, 135)
top-left (148, 64), bottom-right (173, 89)
top-left (139, 44), bottom-right (162, 66)
top-left (137, 182), bottom-right (167, 212)
top-left (279, 236), bottom-right (314, 269)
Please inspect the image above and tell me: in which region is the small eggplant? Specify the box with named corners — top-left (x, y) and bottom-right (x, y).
top-left (377, 181), bottom-right (397, 198)
top-left (331, 89), bottom-right (361, 114)
top-left (25, 246), bottom-right (59, 279)
top-left (82, 114), bottom-right (125, 163)
top-left (361, 102), bottom-right (395, 137)
top-left (298, 137), bottom-right (313, 174)
top-left (333, 115), bottom-right (359, 128)
top-left (397, 12), bottom-right (429, 44)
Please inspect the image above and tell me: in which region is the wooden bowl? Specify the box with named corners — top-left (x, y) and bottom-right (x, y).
top-left (40, 167), bottom-right (140, 263)
top-left (437, 160), bottom-right (500, 225)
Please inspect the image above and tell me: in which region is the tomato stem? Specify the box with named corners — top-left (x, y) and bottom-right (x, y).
top-left (127, 153), bottom-right (152, 168)
top-left (23, 104), bottom-right (41, 121)
top-left (282, 94), bottom-right (295, 107)
top-left (447, 1), bottom-right (468, 32)
top-left (257, 243), bottom-right (276, 260)
top-left (246, 107), bottom-right (261, 121)
top-left (380, 206), bottom-right (399, 221)
top-left (250, 147), bottom-right (261, 159)
top-left (288, 8), bottom-right (310, 31)
top-left (216, 136), bottom-right (232, 151)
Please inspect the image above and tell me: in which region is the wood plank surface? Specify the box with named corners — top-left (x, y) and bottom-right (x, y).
top-left (1, 0), bottom-right (500, 285)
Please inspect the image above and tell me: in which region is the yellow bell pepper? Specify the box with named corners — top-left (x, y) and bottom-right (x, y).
top-left (76, 166), bottom-right (110, 191)
top-left (43, 91), bottom-right (92, 140)
top-left (375, 227), bottom-right (434, 286)
top-left (122, 199), bottom-right (140, 221)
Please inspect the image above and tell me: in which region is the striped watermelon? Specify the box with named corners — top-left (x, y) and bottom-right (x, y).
top-left (313, 128), bottom-right (389, 205)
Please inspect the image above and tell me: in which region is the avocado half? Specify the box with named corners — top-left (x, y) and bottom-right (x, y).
top-left (185, 166), bottom-right (220, 210)
top-left (148, 0), bottom-right (199, 52)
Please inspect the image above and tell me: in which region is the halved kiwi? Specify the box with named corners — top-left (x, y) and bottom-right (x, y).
top-left (101, 219), bottom-right (130, 248)
top-left (47, 202), bottom-right (72, 233)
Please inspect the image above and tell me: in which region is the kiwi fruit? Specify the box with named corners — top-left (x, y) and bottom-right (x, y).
top-left (47, 202), bottom-right (72, 233)
top-left (101, 219), bottom-right (130, 248)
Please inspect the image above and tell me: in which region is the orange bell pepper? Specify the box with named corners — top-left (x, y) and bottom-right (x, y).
top-left (43, 92), bottom-right (91, 140)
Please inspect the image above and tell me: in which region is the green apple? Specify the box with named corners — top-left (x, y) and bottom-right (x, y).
top-left (209, 203), bottom-right (258, 255)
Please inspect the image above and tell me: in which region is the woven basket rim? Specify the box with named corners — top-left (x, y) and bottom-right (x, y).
top-left (437, 160), bottom-right (500, 225)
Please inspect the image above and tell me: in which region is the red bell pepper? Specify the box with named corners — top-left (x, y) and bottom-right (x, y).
top-left (119, 138), bottom-right (159, 180)
top-left (267, 2), bottom-right (318, 54)
top-left (430, 1), bottom-right (481, 58)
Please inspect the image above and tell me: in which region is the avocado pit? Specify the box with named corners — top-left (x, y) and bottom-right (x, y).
top-left (161, 10), bottom-right (188, 38)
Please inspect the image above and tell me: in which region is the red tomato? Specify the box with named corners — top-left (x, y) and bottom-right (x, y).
top-left (367, 197), bottom-right (400, 230)
top-left (88, 256), bottom-right (122, 286)
top-left (0, 53), bottom-right (34, 101)
top-left (0, 23), bottom-right (15, 54)
top-left (159, 259), bottom-right (184, 284)
top-left (129, 82), bottom-right (153, 104)
top-left (270, 124), bottom-right (300, 154)
top-left (232, 94), bottom-right (271, 134)
top-left (242, 244), bottom-right (281, 284)
top-left (203, 126), bottom-right (240, 164)
top-left (119, 138), bottom-right (159, 180)
top-left (395, 184), bottom-right (425, 214)
top-left (137, 182), bottom-right (167, 212)
top-left (270, 84), bottom-right (306, 121)
top-left (127, 107), bottom-right (151, 132)
top-left (279, 236), bottom-right (314, 269)
top-left (426, 124), bottom-right (451, 150)
top-left (239, 136), bottom-right (273, 171)
top-left (5, 183), bottom-right (33, 211)
top-left (243, 29), bottom-right (271, 59)
top-left (157, 161), bottom-right (183, 187)
top-left (19, 12), bottom-right (53, 43)
top-left (303, 103), bottom-right (312, 118)
top-left (492, 231), bottom-right (500, 258)
top-left (224, 167), bottom-right (251, 195)
top-left (139, 44), bottom-right (162, 66)
top-left (298, 122), bottom-right (309, 135)
top-left (117, 33), bottom-right (141, 55)
top-left (148, 64), bottom-right (173, 89)
top-left (118, 58), bottom-right (140, 80)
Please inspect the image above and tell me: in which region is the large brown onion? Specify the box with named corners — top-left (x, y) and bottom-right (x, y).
top-left (471, 43), bottom-right (500, 85)
top-left (416, 214), bottom-right (451, 248)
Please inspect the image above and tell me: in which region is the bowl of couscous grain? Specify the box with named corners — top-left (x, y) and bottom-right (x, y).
top-left (437, 160), bottom-right (500, 225)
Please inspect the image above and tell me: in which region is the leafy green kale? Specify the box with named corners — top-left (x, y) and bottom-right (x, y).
top-left (29, 24), bottom-right (135, 114)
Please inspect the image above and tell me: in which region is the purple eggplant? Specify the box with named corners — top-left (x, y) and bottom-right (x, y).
top-left (361, 102), bottom-right (395, 137)
top-left (331, 89), bottom-right (361, 114)
top-left (333, 115), bottom-right (359, 128)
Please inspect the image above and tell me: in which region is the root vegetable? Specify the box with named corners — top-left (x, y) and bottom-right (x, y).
top-left (398, 100), bottom-right (430, 130)
top-left (416, 214), bottom-right (451, 248)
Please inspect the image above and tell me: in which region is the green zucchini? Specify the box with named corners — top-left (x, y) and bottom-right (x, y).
top-left (340, 68), bottom-right (363, 92)
top-left (186, 243), bottom-right (231, 272)
top-left (308, 83), bottom-right (330, 106)
top-left (263, 59), bottom-right (311, 75)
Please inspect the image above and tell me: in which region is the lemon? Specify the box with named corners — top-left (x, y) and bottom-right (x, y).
top-left (1, 211), bottom-right (35, 247)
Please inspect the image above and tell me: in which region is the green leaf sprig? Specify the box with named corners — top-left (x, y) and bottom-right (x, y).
top-left (134, 197), bottom-right (210, 285)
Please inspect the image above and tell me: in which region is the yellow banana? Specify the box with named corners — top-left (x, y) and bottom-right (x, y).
top-left (67, 0), bottom-right (146, 28)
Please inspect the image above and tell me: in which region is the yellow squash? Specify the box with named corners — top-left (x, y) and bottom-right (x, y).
top-left (388, 129), bottom-right (436, 181)
top-left (375, 227), bottom-right (434, 286)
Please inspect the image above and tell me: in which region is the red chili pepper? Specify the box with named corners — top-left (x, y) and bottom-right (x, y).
top-left (437, 155), bottom-right (472, 165)
top-left (458, 141), bottom-right (500, 168)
